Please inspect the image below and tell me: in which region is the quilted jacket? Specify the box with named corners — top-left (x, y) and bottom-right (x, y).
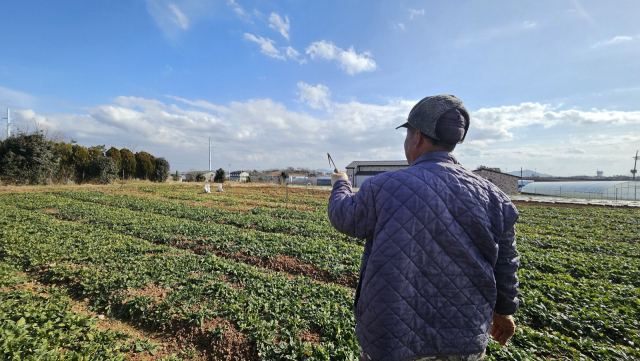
top-left (328, 151), bottom-right (519, 361)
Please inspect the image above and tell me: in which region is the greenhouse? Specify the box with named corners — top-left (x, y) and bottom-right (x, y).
top-left (521, 181), bottom-right (640, 200)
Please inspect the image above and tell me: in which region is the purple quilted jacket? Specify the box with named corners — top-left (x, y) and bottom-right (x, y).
top-left (328, 151), bottom-right (519, 361)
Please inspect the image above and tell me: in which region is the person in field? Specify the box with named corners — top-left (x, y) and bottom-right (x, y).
top-left (328, 95), bottom-right (519, 361)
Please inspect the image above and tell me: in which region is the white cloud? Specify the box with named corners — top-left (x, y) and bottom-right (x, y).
top-left (7, 86), bottom-right (640, 175)
top-left (268, 12), bottom-right (290, 40)
top-left (390, 22), bottom-right (405, 31)
top-left (591, 35), bottom-right (634, 48)
top-left (168, 4), bottom-right (189, 29)
top-left (244, 33), bottom-right (285, 60)
top-left (306, 40), bottom-right (377, 75)
top-left (146, 0), bottom-right (214, 39)
top-left (468, 102), bottom-right (640, 146)
top-left (297, 82), bottom-right (331, 109)
top-left (456, 21), bottom-right (538, 46)
top-left (0, 86), bottom-right (37, 108)
top-left (284, 46), bottom-right (306, 64)
top-left (409, 8), bottom-right (424, 20)
top-left (227, 0), bottom-right (251, 22)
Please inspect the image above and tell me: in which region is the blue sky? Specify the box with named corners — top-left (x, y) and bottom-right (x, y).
top-left (1, 0), bottom-right (639, 176)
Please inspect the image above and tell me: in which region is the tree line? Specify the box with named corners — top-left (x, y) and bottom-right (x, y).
top-left (0, 131), bottom-right (169, 185)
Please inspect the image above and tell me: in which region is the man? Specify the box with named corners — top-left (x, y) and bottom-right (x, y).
top-left (328, 95), bottom-right (519, 361)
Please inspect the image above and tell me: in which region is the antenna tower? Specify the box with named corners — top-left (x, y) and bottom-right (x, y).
top-left (1, 108), bottom-right (10, 139)
top-left (632, 150), bottom-right (639, 181)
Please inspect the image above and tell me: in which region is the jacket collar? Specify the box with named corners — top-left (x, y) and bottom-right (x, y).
top-left (410, 151), bottom-right (458, 167)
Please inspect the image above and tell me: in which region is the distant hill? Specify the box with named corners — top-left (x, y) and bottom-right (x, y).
top-left (315, 168), bottom-right (334, 174)
top-left (507, 169), bottom-right (554, 178)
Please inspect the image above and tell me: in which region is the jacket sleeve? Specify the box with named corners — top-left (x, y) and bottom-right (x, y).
top-left (494, 204), bottom-right (520, 315)
top-left (327, 178), bottom-right (377, 240)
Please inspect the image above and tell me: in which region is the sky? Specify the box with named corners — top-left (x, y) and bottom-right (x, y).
top-left (1, 0), bottom-right (639, 177)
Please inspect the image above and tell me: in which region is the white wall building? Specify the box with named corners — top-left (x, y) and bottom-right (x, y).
top-left (229, 171), bottom-right (249, 182)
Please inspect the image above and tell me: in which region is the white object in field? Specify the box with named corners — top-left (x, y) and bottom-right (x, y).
top-left (204, 184), bottom-right (211, 193)
top-left (217, 183), bottom-right (224, 192)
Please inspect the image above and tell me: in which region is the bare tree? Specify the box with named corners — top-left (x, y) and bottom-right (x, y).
top-left (14, 117), bottom-right (67, 143)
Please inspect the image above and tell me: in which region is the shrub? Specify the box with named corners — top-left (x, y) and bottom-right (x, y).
top-left (88, 146), bottom-right (104, 161)
top-left (72, 145), bottom-right (90, 182)
top-left (106, 147), bottom-right (122, 175)
top-left (195, 173), bottom-right (206, 182)
top-left (280, 171), bottom-right (288, 185)
top-left (135, 151), bottom-right (155, 180)
top-left (120, 148), bottom-right (136, 179)
top-left (53, 142), bottom-right (74, 183)
top-left (87, 156), bottom-right (117, 184)
top-left (214, 168), bottom-right (226, 183)
top-left (153, 158), bottom-right (170, 183)
top-left (0, 132), bottom-right (60, 185)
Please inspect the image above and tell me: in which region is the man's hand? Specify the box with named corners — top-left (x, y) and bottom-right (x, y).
top-left (331, 171), bottom-right (348, 186)
top-left (491, 312), bottom-right (515, 346)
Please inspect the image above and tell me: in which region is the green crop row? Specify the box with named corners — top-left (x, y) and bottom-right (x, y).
top-left (516, 231), bottom-right (640, 258)
top-left (517, 206), bottom-right (639, 244)
top-left (1, 189), bottom-right (639, 360)
top-left (518, 245), bottom-right (640, 287)
top-left (0, 265), bottom-right (163, 360)
top-left (0, 204), bottom-right (359, 360)
top-left (54, 191), bottom-right (361, 244)
top-left (0, 192), bottom-right (363, 279)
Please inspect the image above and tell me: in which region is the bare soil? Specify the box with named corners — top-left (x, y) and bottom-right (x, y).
top-left (187, 245), bottom-right (358, 289)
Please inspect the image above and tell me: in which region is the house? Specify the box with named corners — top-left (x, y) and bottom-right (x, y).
top-left (473, 168), bottom-right (519, 194)
top-left (229, 170), bottom-right (249, 182)
top-left (345, 160), bottom-right (409, 187)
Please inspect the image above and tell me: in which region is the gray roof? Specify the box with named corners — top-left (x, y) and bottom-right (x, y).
top-left (346, 160), bottom-right (408, 169)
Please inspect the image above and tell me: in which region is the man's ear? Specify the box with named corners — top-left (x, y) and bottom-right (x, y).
top-left (414, 131), bottom-right (426, 147)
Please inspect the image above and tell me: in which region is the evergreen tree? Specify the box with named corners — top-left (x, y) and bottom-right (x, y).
top-left (0, 132), bottom-right (60, 185)
top-left (105, 147), bottom-right (122, 175)
top-left (135, 151), bottom-right (155, 180)
top-left (214, 168), bottom-right (226, 183)
top-left (53, 141), bottom-right (74, 183)
top-left (120, 148), bottom-right (136, 179)
top-left (88, 146), bottom-right (103, 161)
top-left (87, 156), bottom-right (117, 184)
top-left (152, 157), bottom-right (170, 182)
top-left (71, 144), bottom-right (90, 182)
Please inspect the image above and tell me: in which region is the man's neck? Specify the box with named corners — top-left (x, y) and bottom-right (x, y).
top-left (409, 147), bottom-right (448, 164)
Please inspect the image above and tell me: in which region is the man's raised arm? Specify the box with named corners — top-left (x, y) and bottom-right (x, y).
top-left (327, 176), bottom-right (376, 240)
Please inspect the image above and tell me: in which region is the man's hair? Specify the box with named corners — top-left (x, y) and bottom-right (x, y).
top-left (406, 124), bottom-right (457, 152)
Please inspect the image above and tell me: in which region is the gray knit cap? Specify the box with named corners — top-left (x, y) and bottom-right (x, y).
top-left (396, 94), bottom-right (470, 143)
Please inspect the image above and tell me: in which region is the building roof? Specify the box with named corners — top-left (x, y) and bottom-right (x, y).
top-left (346, 160), bottom-right (408, 168)
top-left (473, 168), bottom-right (519, 178)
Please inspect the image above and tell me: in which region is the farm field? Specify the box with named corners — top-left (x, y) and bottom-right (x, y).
top-left (1, 183), bottom-right (639, 360)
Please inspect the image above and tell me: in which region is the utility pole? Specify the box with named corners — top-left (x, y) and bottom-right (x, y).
top-left (1, 108), bottom-right (10, 139)
top-left (208, 137), bottom-right (212, 172)
top-left (632, 150), bottom-right (638, 181)
top-left (228, 164), bottom-right (231, 180)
